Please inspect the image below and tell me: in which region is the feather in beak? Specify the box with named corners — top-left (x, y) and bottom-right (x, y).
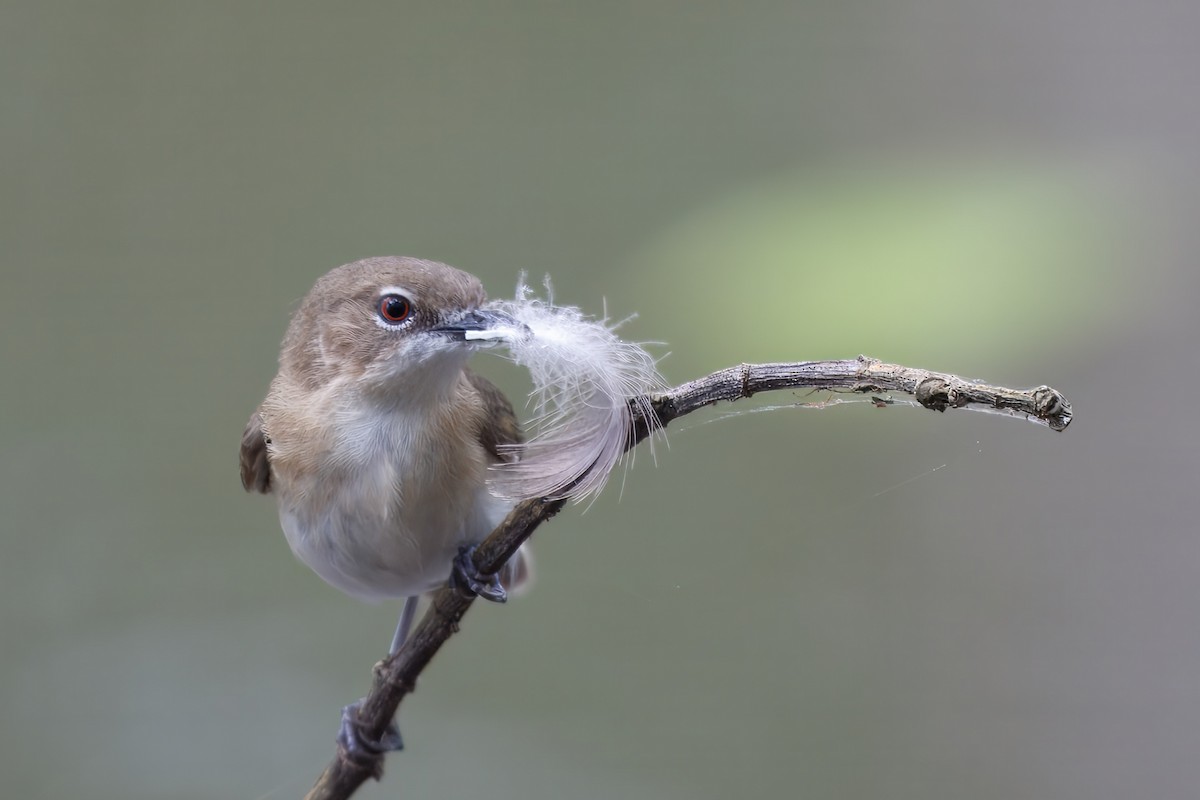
top-left (482, 278), bottom-right (667, 502)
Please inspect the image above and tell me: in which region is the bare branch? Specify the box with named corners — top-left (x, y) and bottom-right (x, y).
top-left (655, 357), bottom-right (1072, 431)
top-left (302, 355), bottom-right (1073, 799)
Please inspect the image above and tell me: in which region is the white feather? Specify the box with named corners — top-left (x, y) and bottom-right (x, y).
top-left (484, 278), bottom-right (667, 502)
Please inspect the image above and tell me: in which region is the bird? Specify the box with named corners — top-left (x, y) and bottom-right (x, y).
top-left (240, 255), bottom-right (532, 758)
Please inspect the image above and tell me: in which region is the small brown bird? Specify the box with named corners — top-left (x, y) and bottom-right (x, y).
top-left (241, 256), bottom-right (531, 754)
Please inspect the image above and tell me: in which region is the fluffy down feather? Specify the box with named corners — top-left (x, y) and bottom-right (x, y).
top-left (480, 279), bottom-right (667, 502)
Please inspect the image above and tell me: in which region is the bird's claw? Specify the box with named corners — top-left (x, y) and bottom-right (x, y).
top-left (450, 544), bottom-right (507, 602)
top-left (337, 700), bottom-right (403, 775)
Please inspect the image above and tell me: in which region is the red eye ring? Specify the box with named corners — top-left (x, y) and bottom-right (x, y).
top-left (378, 294), bottom-right (412, 324)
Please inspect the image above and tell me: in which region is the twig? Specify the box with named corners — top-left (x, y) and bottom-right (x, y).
top-left (302, 356), bottom-right (1073, 799)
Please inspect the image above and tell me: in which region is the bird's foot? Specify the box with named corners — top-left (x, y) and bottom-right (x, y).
top-left (450, 544), bottom-right (507, 602)
top-left (337, 699), bottom-right (403, 776)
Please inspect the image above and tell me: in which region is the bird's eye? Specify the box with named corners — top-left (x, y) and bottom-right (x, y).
top-left (378, 294), bottom-right (412, 325)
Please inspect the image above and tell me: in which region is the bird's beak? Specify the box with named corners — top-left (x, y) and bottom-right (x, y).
top-left (433, 308), bottom-right (530, 344)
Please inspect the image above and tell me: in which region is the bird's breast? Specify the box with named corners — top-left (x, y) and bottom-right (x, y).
top-left (270, 399), bottom-right (510, 601)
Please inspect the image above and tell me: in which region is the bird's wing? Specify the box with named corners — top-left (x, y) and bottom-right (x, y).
top-left (464, 369), bottom-right (524, 464)
top-left (239, 409), bottom-right (272, 494)
top-left (464, 369), bottom-right (532, 592)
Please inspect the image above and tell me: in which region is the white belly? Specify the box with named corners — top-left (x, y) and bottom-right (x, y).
top-left (280, 484), bottom-right (510, 601)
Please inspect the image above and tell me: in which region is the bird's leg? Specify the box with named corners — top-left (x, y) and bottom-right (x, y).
top-left (389, 594), bottom-right (419, 655)
top-left (336, 595), bottom-right (420, 765)
top-left (450, 543), bottom-right (507, 602)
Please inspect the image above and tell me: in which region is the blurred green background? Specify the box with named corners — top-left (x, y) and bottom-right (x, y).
top-left (3, 3), bottom-right (1197, 799)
